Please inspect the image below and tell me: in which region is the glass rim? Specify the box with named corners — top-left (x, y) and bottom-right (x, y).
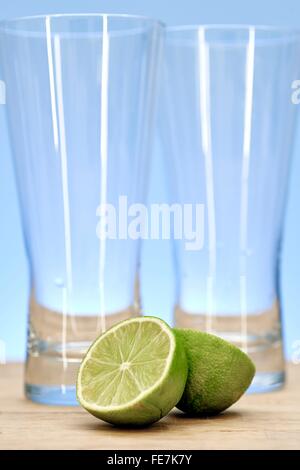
top-left (0, 13), bottom-right (164, 37)
top-left (166, 24), bottom-right (300, 45)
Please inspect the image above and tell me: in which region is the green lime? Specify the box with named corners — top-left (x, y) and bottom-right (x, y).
top-left (77, 317), bottom-right (187, 426)
top-left (174, 328), bottom-right (255, 415)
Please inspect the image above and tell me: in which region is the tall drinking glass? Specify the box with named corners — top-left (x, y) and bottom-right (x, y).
top-left (161, 26), bottom-right (300, 392)
top-left (0, 14), bottom-right (162, 404)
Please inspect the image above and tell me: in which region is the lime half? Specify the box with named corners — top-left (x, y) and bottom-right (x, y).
top-left (174, 328), bottom-right (256, 415)
top-left (77, 317), bottom-right (187, 426)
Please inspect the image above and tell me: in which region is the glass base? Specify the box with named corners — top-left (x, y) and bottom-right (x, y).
top-left (25, 295), bottom-right (139, 405)
top-left (25, 371), bottom-right (285, 407)
top-left (248, 371), bottom-right (285, 393)
top-left (25, 384), bottom-right (78, 406)
top-left (175, 302), bottom-right (285, 394)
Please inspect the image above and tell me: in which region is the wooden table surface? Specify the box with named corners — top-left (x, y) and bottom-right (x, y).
top-left (0, 363), bottom-right (299, 450)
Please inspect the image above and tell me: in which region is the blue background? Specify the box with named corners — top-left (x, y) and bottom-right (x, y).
top-left (1, 0), bottom-right (300, 360)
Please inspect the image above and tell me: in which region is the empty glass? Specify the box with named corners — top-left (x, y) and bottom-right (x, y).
top-left (161, 25), bottom-right (300, 392)
top-left (0, 14), bottom-right (162, 404)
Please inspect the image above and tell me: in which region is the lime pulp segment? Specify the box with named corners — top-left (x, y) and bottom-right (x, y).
top-left (77, 317), bottom-right (175, 411)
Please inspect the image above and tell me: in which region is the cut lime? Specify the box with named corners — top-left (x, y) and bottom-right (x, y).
top-left (174, 328), bottom-right (255, 415)
top-left (77, 317), bottom-right (187, 426)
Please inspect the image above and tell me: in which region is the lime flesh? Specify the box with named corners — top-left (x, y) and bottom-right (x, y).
top-left (174, 328), bottom-right (256, 415)
top-left (77, 317), bottom-right (187, 426)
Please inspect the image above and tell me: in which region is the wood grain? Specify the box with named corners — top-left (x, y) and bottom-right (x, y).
top-left (0, 363), bottom-right (299, 450)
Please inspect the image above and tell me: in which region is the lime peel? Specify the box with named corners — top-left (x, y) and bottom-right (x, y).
top-left (174, 328), bottom-right (256, 415)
